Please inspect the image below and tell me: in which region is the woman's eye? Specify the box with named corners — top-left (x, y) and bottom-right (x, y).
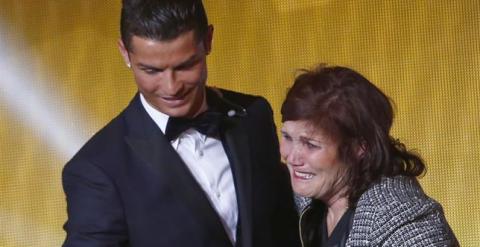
top-left (305, 142), bottom-right (319, 149)
top-left (281, 133), bottom-right (292, 141)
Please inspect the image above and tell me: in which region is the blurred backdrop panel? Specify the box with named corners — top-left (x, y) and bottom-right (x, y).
top-left (0, 1), bottom-right (478, 246)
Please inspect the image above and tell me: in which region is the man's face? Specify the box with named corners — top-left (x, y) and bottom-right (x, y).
top-left (119, 27), bottom-right (213, 118)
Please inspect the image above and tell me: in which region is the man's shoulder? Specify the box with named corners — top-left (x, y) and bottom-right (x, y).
top-left (67, 101), bottom-right (134, 165)
top-left (215, 88), bottom-right (272, 116)
top-left (71, 117), bottom-right (123, 158)
top-left (217, 88), bottom-right (268, 105)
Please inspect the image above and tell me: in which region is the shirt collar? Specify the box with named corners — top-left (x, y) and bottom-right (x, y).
top-left (139, 93), bottom-right (169, 134)
top-left (139, 93), bottom-right (208, 147)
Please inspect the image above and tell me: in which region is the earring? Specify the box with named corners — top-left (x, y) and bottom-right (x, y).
top-left (127, 63), bottom-right (131, 68)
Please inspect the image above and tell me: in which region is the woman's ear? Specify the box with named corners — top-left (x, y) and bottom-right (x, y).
top-left (355, 140), bottom-right (367, 158)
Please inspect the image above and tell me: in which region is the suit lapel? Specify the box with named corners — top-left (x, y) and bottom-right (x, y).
top-left (123, 94), bottom-right (232, 245)
top-left (206, 88), bottom-right (254, 247)
top-left (222, 116), bottom-right (253, 247)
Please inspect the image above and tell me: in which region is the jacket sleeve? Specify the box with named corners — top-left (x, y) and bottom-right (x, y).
top-left (381, 205), bottom-right (459, 247)
top-left (62, 159), bottom-right (128, 247)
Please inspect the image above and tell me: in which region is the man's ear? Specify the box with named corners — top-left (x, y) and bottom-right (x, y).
top-left (118, 39), bottom-right (131, 68)
top-left (203, 25), bottom-right (214, 55)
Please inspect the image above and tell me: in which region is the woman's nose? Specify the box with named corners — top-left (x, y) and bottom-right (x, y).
top-left (285, 145), bottom-right (303, 166)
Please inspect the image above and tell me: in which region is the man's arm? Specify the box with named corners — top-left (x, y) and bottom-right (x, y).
top-left (62, 159), bottom-right (128, 247)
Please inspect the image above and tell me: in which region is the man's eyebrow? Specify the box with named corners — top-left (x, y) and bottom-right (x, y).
top-left (137, 63), bottom-right (161, 70)
top-left (174, 54), bottom-right (200, 69)
top-left (135, 54), bottom-right (200, 70)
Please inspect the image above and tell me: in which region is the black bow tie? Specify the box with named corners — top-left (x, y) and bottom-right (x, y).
top-left (164, 110), bottom-right (224, 141)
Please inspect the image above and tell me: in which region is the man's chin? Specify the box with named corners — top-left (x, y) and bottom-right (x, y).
top-left (163, 105), bottom-right (203, 118)
top-left (154, 91), bottom-right (206, 117)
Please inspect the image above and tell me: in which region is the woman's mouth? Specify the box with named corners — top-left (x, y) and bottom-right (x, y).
top-left (293, 170), bottom-right (314, 180)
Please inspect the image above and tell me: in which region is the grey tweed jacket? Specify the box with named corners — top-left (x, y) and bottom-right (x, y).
top-left (296, 176), bottom-right (459, 246)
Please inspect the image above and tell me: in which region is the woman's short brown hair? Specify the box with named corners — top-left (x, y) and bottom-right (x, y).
top-left (281, 64), bottom-right (425, 206)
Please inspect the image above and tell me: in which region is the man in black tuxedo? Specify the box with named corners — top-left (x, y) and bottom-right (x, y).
top-left (62, 0), bottom-right (300, 246)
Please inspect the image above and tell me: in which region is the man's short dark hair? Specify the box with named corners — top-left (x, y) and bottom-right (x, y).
top-left (120, 0), bottom-right (209, 51)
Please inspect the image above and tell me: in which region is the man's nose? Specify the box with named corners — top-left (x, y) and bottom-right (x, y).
top-left (164, 70), bottom-right (182, 96)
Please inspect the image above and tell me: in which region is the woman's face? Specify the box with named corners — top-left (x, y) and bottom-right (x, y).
top-left (280, 120), bottom-right (347, 202)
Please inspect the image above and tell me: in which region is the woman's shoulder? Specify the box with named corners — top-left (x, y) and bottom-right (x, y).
top-left (349, 176), bottom-right (457, 246)
top-left (359, 176), bottom-right (431, 207)
top-left (356, 175), bottom-right (441, 220)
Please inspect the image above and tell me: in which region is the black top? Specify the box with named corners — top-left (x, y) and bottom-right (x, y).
top-left (318, 207), bottom-right (354, 247)
top-left (300, 200), bottom-right (354, 247)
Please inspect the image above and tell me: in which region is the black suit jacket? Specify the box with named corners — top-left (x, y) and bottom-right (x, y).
top-left (62, 89), bottom-right (300, 247)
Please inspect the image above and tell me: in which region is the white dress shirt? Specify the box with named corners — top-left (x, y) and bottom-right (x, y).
top-left (140, 94), bottom-right (238, 243)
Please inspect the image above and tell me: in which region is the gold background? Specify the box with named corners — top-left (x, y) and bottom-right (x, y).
top-left (0, 1), bottom-right (478, 246)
